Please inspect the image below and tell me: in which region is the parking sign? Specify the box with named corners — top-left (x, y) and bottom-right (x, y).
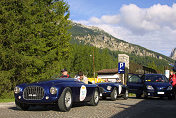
top-left (118, 62), bottom-right (125, 74)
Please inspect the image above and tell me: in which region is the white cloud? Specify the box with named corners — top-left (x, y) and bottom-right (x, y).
top-left (89, 17), bottom-right (102, 24)
top-left (76, 4), bottom-right (176, 56)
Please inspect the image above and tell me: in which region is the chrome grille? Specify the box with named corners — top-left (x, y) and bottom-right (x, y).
top-left (157, 87), bottom-right (165, 90)
top-left (23, 86), bottom-right (44, 100)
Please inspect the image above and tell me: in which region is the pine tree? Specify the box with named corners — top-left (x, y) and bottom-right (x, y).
top-left (0, 0), bottom-right (71, 97)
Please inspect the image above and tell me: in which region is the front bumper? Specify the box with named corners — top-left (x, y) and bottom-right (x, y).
top-left (101, 87), bottom-right (126, 97)
top-left (102, 90), bottom-right (111, 97)
top-left (14, 93), bottom-right (59, 104)
top-left (145, 90), bottom-right (174, 97)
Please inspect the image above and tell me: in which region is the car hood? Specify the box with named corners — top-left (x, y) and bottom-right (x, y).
top-left (20, 79), bottom-right (77, 87)
top-left (145, 82), bottom-right (171, 88)
top-left (29, 80), bottom-right (60, 86)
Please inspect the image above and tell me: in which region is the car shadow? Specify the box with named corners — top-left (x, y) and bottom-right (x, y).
top-left (100, 96), bottom-right (135, 101)
top-left (8, 107), bottom-right (19, 110)
top-left (111, 97), bottom-right (176, 118)
top-left (9, 102), bottom-right (90, 111)
top-left (9, 105), bottom-right (58, 111)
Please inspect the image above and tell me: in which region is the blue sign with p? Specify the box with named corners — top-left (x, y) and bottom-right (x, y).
top-left (118, 62), bottom-right (125, 74)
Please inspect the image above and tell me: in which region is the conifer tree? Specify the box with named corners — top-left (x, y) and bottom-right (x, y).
top-left (0, 0), bottom-right (71, 97)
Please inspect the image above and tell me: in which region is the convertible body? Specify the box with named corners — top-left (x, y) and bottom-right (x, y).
top-left (14, 78), bottom-right (100, 111)
top-left (96, 82), bottom-right (128, 100)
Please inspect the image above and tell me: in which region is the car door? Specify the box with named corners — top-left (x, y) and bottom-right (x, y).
top-left (72, 81), bottom-right (93, 102)
top-left (127, 74), bottom-right (143, 94)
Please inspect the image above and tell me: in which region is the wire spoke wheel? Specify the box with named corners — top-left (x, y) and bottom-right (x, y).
top-left (111, 88), bottom-right (118, 101)
top-left (94, 90), bottom-right (99, 104)
top-left (65, 91), bottom-right (72, 108)
top-left (89, 88), bottom-right (99, 106)
top-left (114, 90), bottom-right (117, 98)
top-left (126, 90), bottom-right (128, 97)
top-left (58, 87), bottom-right (72, 112)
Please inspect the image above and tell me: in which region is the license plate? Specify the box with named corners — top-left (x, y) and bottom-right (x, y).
top-left (157, 92), bottom-right (164, 94)
top-left (100, 93), bottom-right (102, 96)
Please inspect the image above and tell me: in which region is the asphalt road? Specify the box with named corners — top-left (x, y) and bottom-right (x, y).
top-left (0, 97), bottom-right (176, 118)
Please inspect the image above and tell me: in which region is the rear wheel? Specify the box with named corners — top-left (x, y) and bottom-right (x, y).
top-left (58, 87), bottom-right (72, 112)
top-left (89, 88), bottom-right (99, 106)
top-left (102, 96), bottom-right (106, 100)
top-left (168, 94), bottom-right (175, 100)
top-left (168, 96), bottom-right (173, 100)
top-left (136, 93), bottom-right (141, 98)
top-left (143, 91), bottom-right (148, 99)
top-left (111, 88), bottom-right (118, 101)
top-left (15, 100), bottom-right (30, 111)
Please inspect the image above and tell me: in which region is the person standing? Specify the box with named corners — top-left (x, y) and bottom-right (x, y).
top-left (169, 71), bottom-right (176, 87)
top-left (59, 68), bottom-right (71, 78)
top-left (75, 71), bottom-right (88, 84)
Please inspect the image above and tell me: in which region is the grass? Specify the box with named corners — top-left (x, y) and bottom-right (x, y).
top-left (0, 99), bottom-right (15, 103)
top-left (129, 93), bottom-right (136, 97)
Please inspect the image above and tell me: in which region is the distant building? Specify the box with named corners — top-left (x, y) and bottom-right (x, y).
top-left (97, 68), bottom-right (121, 82)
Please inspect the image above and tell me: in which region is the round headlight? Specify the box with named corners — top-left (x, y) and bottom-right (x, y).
top-left (14, 87), bottom-right (20, 94)
top-left (107, 86), bottom-right (112, 90)
top-left (50, 87), bottom-right (57, 94)
top-left (146, 85), bottom-right (154, 90)
top-left (167, 86), bottom-right (173, 90)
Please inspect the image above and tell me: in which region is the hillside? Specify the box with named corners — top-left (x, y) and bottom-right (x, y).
top-left (69, 22), bottom-right (173, 63)
top-left (170, 48), bottom-right (176, 60)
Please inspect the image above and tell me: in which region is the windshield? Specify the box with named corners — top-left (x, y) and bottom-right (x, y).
top-left (145, 75), bottom-right (169, 83)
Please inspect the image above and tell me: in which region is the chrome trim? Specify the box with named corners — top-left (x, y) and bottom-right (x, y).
top-left (23, 86), bottom-right (45, 100)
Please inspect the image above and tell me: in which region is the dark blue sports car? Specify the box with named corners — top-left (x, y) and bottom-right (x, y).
top-left (96, 82), bottom-right (128, 100)
top-left (14, 78), bottom-right (100, 112)
top-left (127, 74), bottom-right (175, 99)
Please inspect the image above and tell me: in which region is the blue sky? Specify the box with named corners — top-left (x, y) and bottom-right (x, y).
top-left (67, 0), bottom-right (176, 56)
top-left (68, 0), bottom-right (175, 20)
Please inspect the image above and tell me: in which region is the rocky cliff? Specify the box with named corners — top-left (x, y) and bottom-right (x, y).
top-left (70, 22), bottom-right (173, 62)
top-left (170, 48), bottom-right (176, 60)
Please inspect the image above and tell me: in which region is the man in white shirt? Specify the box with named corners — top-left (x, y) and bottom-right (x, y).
top-left (75, 72), bottom-right (88, 84)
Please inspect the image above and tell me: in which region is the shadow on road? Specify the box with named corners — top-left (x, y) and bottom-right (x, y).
top-left (111, 97), bottom-right (176, 118)
top-left (8, 102), bottom-right (89, 111)
top-left (8, 107), bottom-right (18, 110)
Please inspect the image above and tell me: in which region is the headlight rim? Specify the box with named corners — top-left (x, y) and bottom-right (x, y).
top-left (146, 85), bottom-right (154, 90)
top-left (14, 86), bottom-right (21, 94)
top-left (107, 86), bottom-right (112, 91)
top-left (50, 87), bottom-right (58, 94)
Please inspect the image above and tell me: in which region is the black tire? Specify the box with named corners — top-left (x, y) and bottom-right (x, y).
top-left (102, 96), bottom-right (106, 100)
top-left (58, 87), bottom-right (72, 112)
top-left (168, 94), bottom-right (175, 100)
top-left (143, 91), bottom-right (148, 99)
top-left (168, 95), bottom-right (173, 100)
top-left (89, 88), bottom-right (99, 106)
top-left (123, 90), bottom-right (129, 100)
top-left (110, 88), bottom-right (118, 101)
top-left (173, 94), bottom-right (176, 100)
top-left (15, 100), bottom-right (29, 111)
top-left (136, 93), bottom-right (141, 98)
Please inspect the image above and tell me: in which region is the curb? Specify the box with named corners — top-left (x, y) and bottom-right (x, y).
top-left (0, 102), bottom-right (15, 108)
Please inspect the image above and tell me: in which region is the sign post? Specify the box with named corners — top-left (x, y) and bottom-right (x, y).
top-left (165, 70), bottom-right (170, 78)
top-left (118, 62), bottom-right (125, 84)
top-left (118, 62), bottom-right (125, 74)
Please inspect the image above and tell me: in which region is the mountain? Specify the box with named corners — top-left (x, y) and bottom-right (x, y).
top-left (69, 22), bottom-right (173, 63)
top-left (170, 48), bottom-right (176, 60)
